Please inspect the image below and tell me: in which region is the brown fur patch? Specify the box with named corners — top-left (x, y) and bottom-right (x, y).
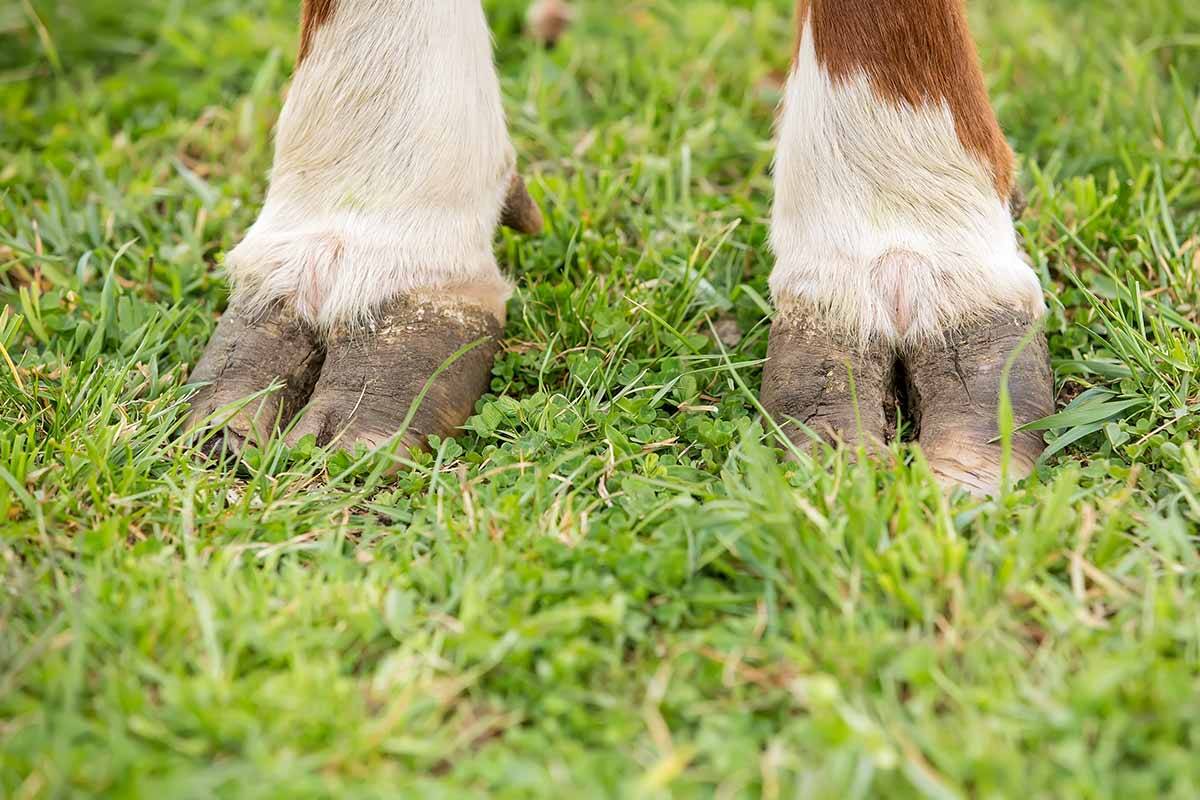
top-left (794, 0), bottom-right (1014, 197)
top-left (298, 0), bottom-right (337, 65)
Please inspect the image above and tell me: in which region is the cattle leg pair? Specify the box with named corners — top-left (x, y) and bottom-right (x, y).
top-left (187, 0), bottom-right (1054, 495)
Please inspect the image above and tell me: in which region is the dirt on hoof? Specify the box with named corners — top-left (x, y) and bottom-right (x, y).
top-left (526, 0), bottom-right (574, 47)
top-left (185, 301), bottom-right (325, 457)
top-left (760, 306), bottom-right (895, 454)
top-left (285, 295), bottom-right (503, 454)
top-left (903, 311), bottom-right (1054, 496)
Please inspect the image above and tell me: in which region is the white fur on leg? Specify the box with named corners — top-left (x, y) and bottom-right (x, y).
top-left (770, 25), bottom-right (1044, 347)
top-left (227, 0), bottom-right (516, 331)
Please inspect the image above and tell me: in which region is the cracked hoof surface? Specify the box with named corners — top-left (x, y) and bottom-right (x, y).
top-left (185, 301), bottom-right (324, 456)
top-left (286, 295), bottom-right (502, 453)
top-left (760, 306), bottom-right (894, 453)
top-left (904, 312), bottom-right (1054, 496)
top-left (760, 305), bottom-right (1055, 496)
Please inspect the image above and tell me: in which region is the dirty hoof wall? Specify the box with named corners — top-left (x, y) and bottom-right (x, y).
top-left (185, 296), bottom-right (502, 459)
top-left (761, 309), bottom-right (1054, 496)
top-left (185, 302), bottom-right (324, 458)
top-left (904, 313), bottom-right (1055, 495)
top-left (284, 295), bottom-right (502, 453)
top-left (760, 305), bottom-right (894, 454)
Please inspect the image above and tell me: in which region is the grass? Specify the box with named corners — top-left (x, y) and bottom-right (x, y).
top-left (2, 0), bottom-right (1199, 796)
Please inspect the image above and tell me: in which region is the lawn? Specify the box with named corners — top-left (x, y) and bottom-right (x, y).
top-left (2, 0), bottom-right (1199, 796)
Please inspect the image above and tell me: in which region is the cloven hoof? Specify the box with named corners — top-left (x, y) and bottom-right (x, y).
top-left (761, 306), bottom-right (1054, 496)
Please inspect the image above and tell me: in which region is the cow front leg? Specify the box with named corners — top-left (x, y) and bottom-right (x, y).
top-left (186, 0), bottom-right (539, 455)
top-left (762, 0), bottom-right (1054, 493)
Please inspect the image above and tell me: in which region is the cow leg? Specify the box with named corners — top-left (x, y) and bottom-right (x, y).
top-left (762, 0), bottom-right (1054, 493)
top-left (187, 0), bottom-right (540, 456)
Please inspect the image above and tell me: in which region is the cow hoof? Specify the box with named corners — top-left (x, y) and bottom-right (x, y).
top-left (904, 312), bottom-right (1054, 496)
top-left (185, 301), bottom-right (325, 458)
top-left (760, 305), bottom-right (895, 455)
top-left (285, 295), bottom-right (503, 455)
